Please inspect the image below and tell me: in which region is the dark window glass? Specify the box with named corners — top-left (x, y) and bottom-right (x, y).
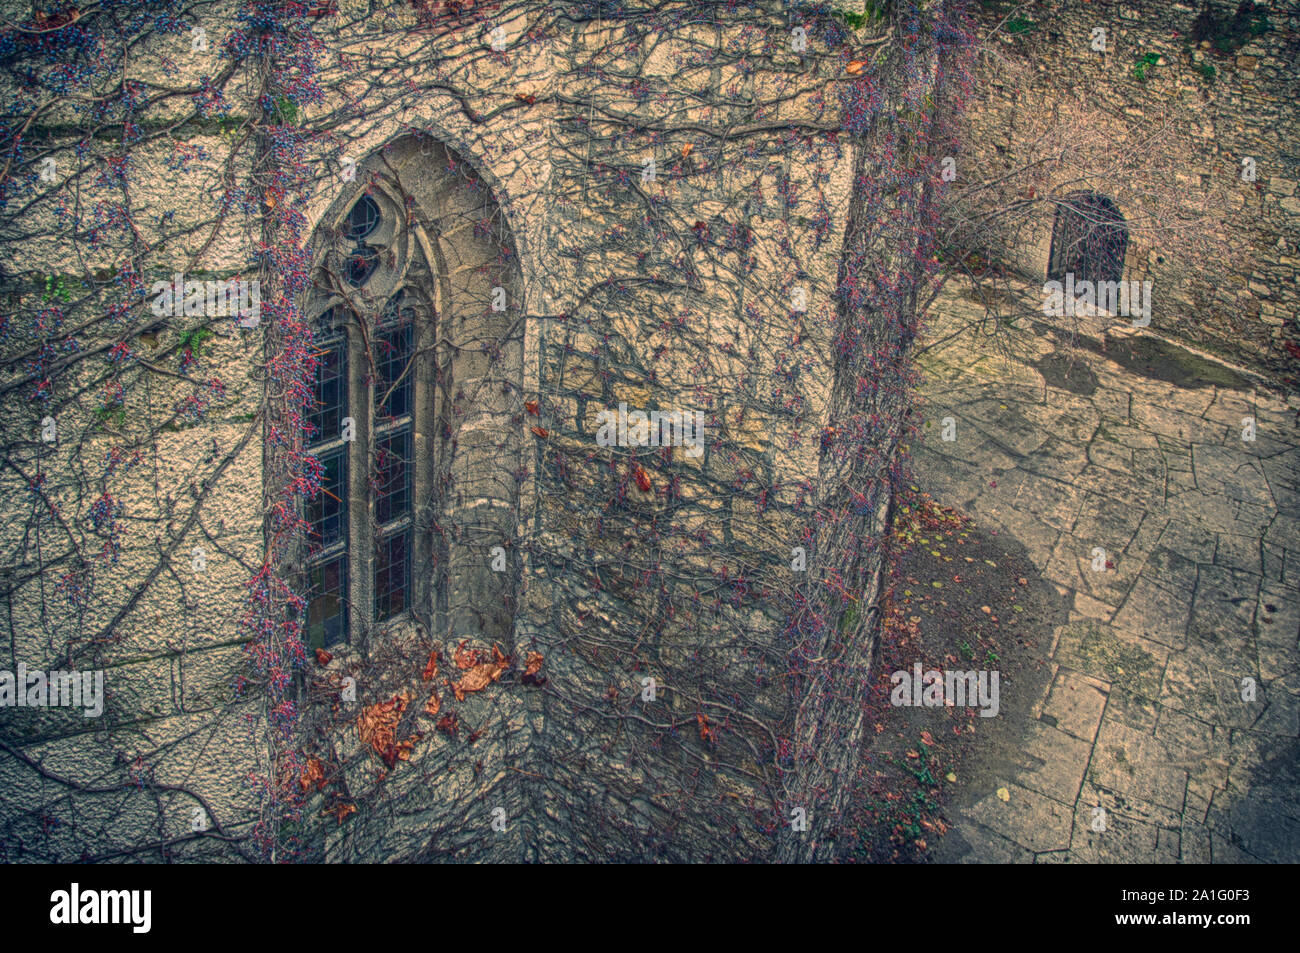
top-left (347, 194), bottom-right (381, 241)
top-left (1047, 193), bottom-right (1127, 287)
top-left (376, 322), bottom-right (413, 420)
top-left (375, 428), bottom-right (411, 525)
top-left (346, 245), bottom-right (379, 288)
top-left (307, 554), bottom-right (347, 649)
top-left (309, 341), bottom-right (346, 447)
top-left (305, 450), bottom-right (347, 550)
top-left (374, 529), bottom-right (409, 622)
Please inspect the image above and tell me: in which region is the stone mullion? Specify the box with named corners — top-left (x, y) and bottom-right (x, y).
top-left (348, 314), bottom-right (375, 656)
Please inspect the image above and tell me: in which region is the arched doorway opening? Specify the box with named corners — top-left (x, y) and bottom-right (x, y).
top-left (1047, 192), bottom-right (1128, 288)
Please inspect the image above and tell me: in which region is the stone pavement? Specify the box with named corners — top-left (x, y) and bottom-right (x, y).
top-left (915, 284), bottom-right (1300, 863)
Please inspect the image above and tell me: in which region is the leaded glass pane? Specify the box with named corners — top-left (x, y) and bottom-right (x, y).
top-left (374, 529), bottom-right (409, 622)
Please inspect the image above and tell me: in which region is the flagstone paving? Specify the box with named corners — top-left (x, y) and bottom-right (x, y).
top-left (916, 285), bottom-right (1300, 864)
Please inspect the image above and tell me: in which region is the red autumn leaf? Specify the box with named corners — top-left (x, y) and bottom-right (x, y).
top-left (453, 639), bottom-right (480, 670)
top-left (357, 691), bottom-right (413, 764)
top-left (324, 801), bottom-right (356, 825)
top-left (522, 651), bottom-right (546, 686)
top-left (531, 425), bottom-right (548, 439)
top-left (315, 648), bottom-right (333, 665)
top-left (424, 690), bottom-right (441, 717)
top-left (300, 757), bottom-right (327, 792)
top-left (421, 650), bottom-right (439, 682)
top-left (395, 734), bottom-right (420, 761)
top-left (453, 667), bottom-right (490, 701)
top-left (436, 711), bottom-right (459, 738)
top-left (697, 713), bottom-right (716, 744)
top-left (450, 648), bottom-right (509, 701)
top-left (632, 463), bottom-right (651, 492)
top-left (515, 92), bottom-right (536, 105)
top-left (377, 732), bottom-right (422, 769)
top-left (524, 399), bottom-right (540, 416)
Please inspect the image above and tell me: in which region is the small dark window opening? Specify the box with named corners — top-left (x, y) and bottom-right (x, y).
top-left (347, 194), bottom-right (381, 240)
top-left (345, 245), bottom-right (379, 288)
top-left (1047, 193), bottom-right (1128, 288)
top-left (344, 194), bottom-right (382, 288)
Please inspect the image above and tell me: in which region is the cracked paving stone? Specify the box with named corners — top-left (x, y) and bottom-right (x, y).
top-left (1055, 620), bottom-right (1168, 702)
top-left (1088, 720), bottom-right (1189, 812)
top-left (963, 781), bottom-right (1074, 854)
top-left (1011, 720), bottom-right (1094, 803)
top-left (1042, 668), bottom-right (1108, 742)
top-left (1111, 575), bottom-right (1193, 651)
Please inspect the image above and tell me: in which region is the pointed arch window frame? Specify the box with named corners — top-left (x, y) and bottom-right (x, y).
top-left (303, 183), bottom-right (443, 651)
top-left (294, 135), bottom-right (527, 655)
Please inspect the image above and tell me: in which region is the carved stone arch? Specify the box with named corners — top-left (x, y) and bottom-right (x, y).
top-left (299, 134), bottom-right (525, 655)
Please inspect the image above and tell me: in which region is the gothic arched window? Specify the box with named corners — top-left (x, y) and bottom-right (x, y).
top-left (301, 137), bottom-right (524, 652)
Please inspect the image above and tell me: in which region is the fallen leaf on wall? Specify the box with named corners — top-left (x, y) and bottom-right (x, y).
top-left (300, 757), bottom-right (327, 792)
top-left (357, 691), bottom-right (421, 767)
top-left (697, 713), bottom-right (715, 744)
top-left (450, 644), bottom-right (511, 700)
top-left (324, 801), bottom-right (356, 825)
top-left (453, 639), bottom-right (480, 670)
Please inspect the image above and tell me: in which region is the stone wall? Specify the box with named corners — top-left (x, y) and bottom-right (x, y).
top-left (0, 0), bottom-right (865, 861)
top-left (954, 0), bottom-right (1299, 379)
